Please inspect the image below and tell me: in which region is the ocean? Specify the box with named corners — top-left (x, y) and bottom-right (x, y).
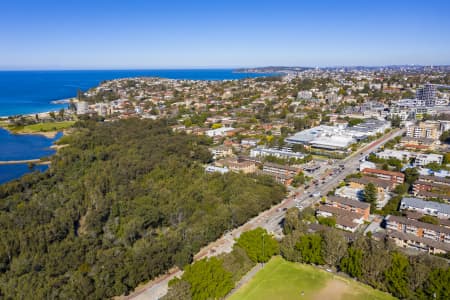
top-left (0, 69), bottom-right (271, 184)
top-left (0, 69), bottom-right (271, 117)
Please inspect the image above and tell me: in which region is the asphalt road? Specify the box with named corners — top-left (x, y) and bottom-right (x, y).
top-left (124, 128), bottom-right (405, 300)
top-left (260, 128), bottom-right (405, 235)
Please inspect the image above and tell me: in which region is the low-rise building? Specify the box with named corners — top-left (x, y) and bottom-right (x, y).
top-left (259, 162), bottom-right (300, 186)
top-left (361, 168), bottom-right (405, 185)
top-left (384, 214), bottom-right (450, 254)
top-left (406, 121), bottom-right (442, 140)
top-left (205, 127), bottom-right (236, 137)
top-left (414, 153), bottom-right (443, 166)
top-left (240, 139), bottom-right (259, 147)
top-left (376, 149), bottom-right (412, 161)
top-left (417, 175), bottom-right (450, 187)
top-left (215, 158), bottom-right (257, 174)
top-left (250, 147), bottom-right (305, 160)
top-left (316, 205), bottom-right (365, 232)
top-left (326, 195), bottom-right (371, 221)
top-left (375, 150), bottom-right (443, 167)
top-left (209, 145), bottom-right (233, 160)
top-left (399, 137), bottom-right (437, 151)
top-left (347, 175), bottom-right (394, 192)
top-left (413, 176), bottom-right (450, 200)
top-left (205, 165), bottom-right (229, 174)
top-left (386, 230), bottom-right (450, 254)
top-left (262, 162), bottom-right (300, 177)
top-left (400, 197), bottom-right (450, 219)
top-left (414, 190), bottom-right (450, 203)
top-left (359, 160), bottom-right (376, 171)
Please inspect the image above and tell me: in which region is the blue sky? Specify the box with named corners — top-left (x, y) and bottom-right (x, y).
top-left (1, 0), bottom-right (450, 69)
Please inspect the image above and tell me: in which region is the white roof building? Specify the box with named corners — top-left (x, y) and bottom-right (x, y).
top-left (400, 197), bottom-right (450, 219)
top-left (250, 147), bottom-right (305, 160)
top-left (286, 119), bottom-right (389, 151)
top-left (205, 127), bottom-right (235, 137)
top-left (205, 165), bottom-right (229, 174)
top-left (376, 150), bottom-right (443, 166)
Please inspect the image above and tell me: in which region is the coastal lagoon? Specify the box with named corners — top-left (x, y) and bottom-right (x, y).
top-left (0, 128), bottom-right (62, 184)
top-left (0, 164), bottom-right (49, 184)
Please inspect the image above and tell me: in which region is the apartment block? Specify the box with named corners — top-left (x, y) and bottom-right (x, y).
top-left (384, 214), bottom-right (450, 254)
top-left (326, 195), bottom-right (371, 221)
top-left (361, 168), bottom-right (405, 185)
top-left (406, 121), bottom-right (441, 140)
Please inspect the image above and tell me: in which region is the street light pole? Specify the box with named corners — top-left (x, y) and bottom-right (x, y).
top-left (262, 233), bottom-right (265, 267)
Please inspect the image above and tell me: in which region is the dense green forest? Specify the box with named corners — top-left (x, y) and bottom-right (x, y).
top-left (0, 119), bottom-right (285, 299)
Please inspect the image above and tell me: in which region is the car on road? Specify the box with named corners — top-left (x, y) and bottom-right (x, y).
top-left (312, 191), bottom-right (321, 197)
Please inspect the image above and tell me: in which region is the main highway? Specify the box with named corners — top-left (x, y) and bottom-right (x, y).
top-left (123, 128), bottom-right (405, 300)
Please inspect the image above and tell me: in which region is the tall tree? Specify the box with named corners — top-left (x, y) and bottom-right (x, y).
top-left (340, 247), bottom-right (363, 279)
top-left (321, 229), bottom-right (348, 267)
top-left (404, 168), bottom-right (419, 185)
top-left (295, 234), bottom-right (324, 264)
top-left (182, 257), bottom-right (234, 300)
top-left (363, 182), bottom-right (378, 212)
top-left (421, 267), bottom-right (450, 300)
top-left (384, 252), bottom-right (411, 299)
top-left (236, 228), bottom-right (279, 263)
top-left (283, 208), bottom-right (301, 234)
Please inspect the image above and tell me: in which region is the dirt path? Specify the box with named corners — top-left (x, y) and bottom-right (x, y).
top-left (312, 278), bottom-right (349, 300)
top-left (226, 264), bottom-right (264, 298)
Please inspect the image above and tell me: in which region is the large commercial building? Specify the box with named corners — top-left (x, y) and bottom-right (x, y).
top-left (285, 119), bottom-right (390, 151)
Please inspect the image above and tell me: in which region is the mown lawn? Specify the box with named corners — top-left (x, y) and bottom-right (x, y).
top-left (6, 121), bottom-right (75, 133)
top-left (229, 256), bottom-right (396, 300)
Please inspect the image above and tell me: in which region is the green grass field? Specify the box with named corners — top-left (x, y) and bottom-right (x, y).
top-left (2, 121), bottom-right (75, 133)
top-left (19, 121), bottom-right (75, 132)
top-left (229, 256), bottom-right (396, 300)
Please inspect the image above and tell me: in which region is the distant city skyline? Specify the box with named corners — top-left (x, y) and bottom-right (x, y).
top-left (1, 0), bottom-right (450, 70)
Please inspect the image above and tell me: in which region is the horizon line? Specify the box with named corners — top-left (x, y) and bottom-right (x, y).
top-left (1, 64), bottom-right (450, 72)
